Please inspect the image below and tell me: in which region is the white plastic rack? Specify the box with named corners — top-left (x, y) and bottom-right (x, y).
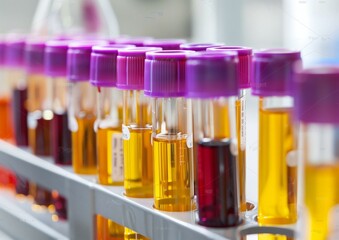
top-left (0, 140), bottom-right (295, 240)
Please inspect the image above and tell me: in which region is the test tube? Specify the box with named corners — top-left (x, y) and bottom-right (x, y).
top-left (0, 38), bottom-right (16, 189)
top-left (186, 51), bottom-right (240, 227)
top-left (90, 44), bottom-right (133, 240)
top-left (67, 41), bottom-right (107, 174)
top-left (251, 49), bottom-right (301, 225)
top-left (144, 50), bottom-right (194, 211)
top-left (295, 67), bottom-right (339, 240)
top-left (117, 47), bottom-right (160, 198)
top-left (45, 40), bottom-right (72, 220)
top-left (45, 40), bottom-right (72, 165)
top-left (207, 46), bottom-right (252, 212)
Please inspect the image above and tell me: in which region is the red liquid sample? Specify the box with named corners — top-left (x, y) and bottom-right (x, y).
top-left (53, 193), bottom-right (67, 220)
top-left (12, 88), bottom-right (28, 146)
top-left (33, 185), bottom-right (52, 207)
top-left (0, 167), bottom-right (15, 189)
top-left (15, 174), bottom-right (29, 196)
top-left (0, 97), bottom-right (14, 141)
top-left (52, 113), bottom-right (72, 165)
top-left (197, 139), bottom-right (240, 227)
top-left (29, 115), bottom-right (52, 156)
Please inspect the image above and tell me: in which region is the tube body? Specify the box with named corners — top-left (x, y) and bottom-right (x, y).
top-left (123, 90), bottom-right (153, 197)
top-left (195, 97), bottom-right (240, 227)
top-left (68, 81), bottom-right (97, 174)
top-left (301, 123), bottom-right (339, 240)
top-left (97, 87), bottom-right (124, 185)
top-left (258, 96), bottom-right (297, 224)
top-left (153, 97), bottom-right (194, 211)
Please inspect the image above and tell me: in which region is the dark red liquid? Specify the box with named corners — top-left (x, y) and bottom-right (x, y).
top-left (15, 175), bottom-right (29, 196)
top-left (33, 185), bottom-right (52, 207)
top-left (12, 88), bottom-right (28, 146)
top-left (30, 116), bottom-right (52, 156)
top-left (0, 167), bottom-right (15, 189)
top-left (52, 113), bottom-right (72, 165)
top-left (197, 139), bottom-right (240, 227)
top-left (53, 194), bottom-right (67, 220)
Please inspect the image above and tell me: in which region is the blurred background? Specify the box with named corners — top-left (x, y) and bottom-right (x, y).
top-left (0, 0), bottom-right (337, 203)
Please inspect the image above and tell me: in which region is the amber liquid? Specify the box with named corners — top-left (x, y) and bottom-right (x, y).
top-left (236, 99), bottom-right (246, 211)
top-left (124, 128), bottom-right (153, 198)
top-left (258, 103), bottom-right (297, 224)
top-left (72, 116), bottom-right (97, 174)
top-left (124, 228), bottom-right (149, 240)
top-left (97, 128), bottom-right (124, 185)
top-left (153, 135), bottom-right (194, 211)
top-left (305, 164), bottom-right (339, 240)
top-left (0, 97), bottom-right (14, 141)
top-left (257, 234), bottom-right (294, 240)
top-left (28, 111), bottom-right (52, 156)
top-left (97, 215), bottom-right (124, 240)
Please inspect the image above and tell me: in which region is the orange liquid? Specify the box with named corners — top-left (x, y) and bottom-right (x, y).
top-left (97, 215), bottom-right (124, 240)
top-left (72, 116), bottom-right (97, 174)
top-left (0, 97), bottom-right (14, 141)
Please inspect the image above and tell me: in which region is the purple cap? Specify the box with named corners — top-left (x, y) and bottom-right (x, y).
top-left (0, 40), bottom-right (5, 66)
top-left (45, 40), bottom-right (70, 77)
top-left (251, 49), bottom-right (301, 96)
top-left (180, 43), bottom-right (224, 52)
top-left (295, 66), bottom-right (339, 124)
top-left (186, 52), bottom-right (239, 98)
top-left (115, 37), bottom-right (152, 47)
top-left (25, 40), bottom-right (46, 74)
top-left (207, 46), bottom-right (252, 88)
top-left (116, 47), bottom-right (161, 90)
top-left (4, 38), bottom-right (25, 67)
top-left (90, 44), bottom-right (135, 87)
top-left (67, 40), bottom-right (107, 82)
top-left (143, 39), bottom-right (186, 50)
top-left (144, 50), bottom-right (194, 97)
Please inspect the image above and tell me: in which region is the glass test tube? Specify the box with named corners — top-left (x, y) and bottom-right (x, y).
top-left (252, 49), bottom-right (301, 225)
top-left (207, 46), bottom-right (252, 212)
top-left (295, 67), bottom-right (339, 240)
top-left (180, 43), bottom-right (227, 195)
top-left (25, 40), bottom-right (53, 207)
top-left (117, 47), bottom-right (160, 198)
top-left (90, 45), bottom-right (132, 240)
top-left (67, 41), bottom-right (107, 174)
top-left (124, 228), bottom-right (149, 240)
top-left (145, 50), bottom-right (194, 211)
top-left (45, 40), bottom-right (73, 220)
top-left (186, 51), bottom-right (241, 227)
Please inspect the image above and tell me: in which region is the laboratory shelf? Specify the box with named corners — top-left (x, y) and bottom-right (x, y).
top-left (0, 140), bottom-right (296, 240)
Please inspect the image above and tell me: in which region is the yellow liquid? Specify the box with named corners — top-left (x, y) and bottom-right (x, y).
top-left (97, 128), bottom-right (124, 185)
top-left (124, 128), bottom-right (153, 198)
top-left (124, 228), bottom-right (149, 240)
top-left (258, 104), bottom-right (297, 224)
top-left (212, 100), bottom-right (230, 139)
top-left (153, 136), bottom-right (194, 211)
top-left (236, 99), bottom-right (247, 212)
top-left (97, 215), bottom-right (124, 240)
top-left (305, 164), bottom-right (339, 240)
top-left (72, 116), bottom-right (97, 174)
